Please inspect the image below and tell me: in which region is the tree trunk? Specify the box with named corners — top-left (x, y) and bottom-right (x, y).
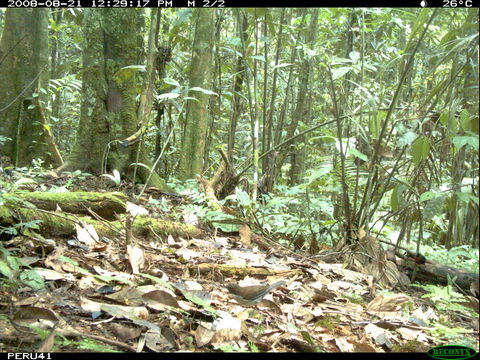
top-left (178, 9), bottom-right (215, 180)
top-left (62, 9), bottom-right (169, 190)
top-left (0, 9), bottom-right (61, 168)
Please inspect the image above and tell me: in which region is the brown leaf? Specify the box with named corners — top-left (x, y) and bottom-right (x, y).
top-left (75, 223), bottom-right (99, 247)
top-left (143, 290), bottom-right (180, 309)
top-left (109, 323), bottom-right (142, 341)
top-left (127, 244), bottom-right (145, 274)
top-left (239, 224), bottom-right (251, 245)
top-left (195, 323), bottom-right (215, 347)
top-left (367, 294), bottom-right (411, 312)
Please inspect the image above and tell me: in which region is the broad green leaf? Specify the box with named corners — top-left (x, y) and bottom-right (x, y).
top-left (163, 78), bottom-right (180, 87)
top-left (447, 99), bottom-right (460, 138)
top-left (459, 109), bottom-right (471, 131)
top-left (332, 66), bottom-right (351, 80)
top-left (158, 93), bottom-right (180, 100)
top-left (412, 136), bottom-right (430, 165)
top-left (0, 258), bottom-right (14, 279)
top-left (452, 135), bottom-right (479, 151)
top-left (19, 270), bottom-right (45, 291)
top-left (370, 111), bottom-right (385, 139)
top-left (138, 273), bottom-right (174, 291)
top-left (225, 37), bottom-right (242, 47)
top-left (189, 87), bottom-right (218, 96)
top-left (129, 162), bottom-right (151, 171)
top-left (472, 117), bottom-right (479, 134)
top-left (419, 191), bottom-right (439, 202)
top-left (219, 46), bottom-right (242, 56)
top-left (438, 111), bottom-right (448, 126)
top-left (398, 131), bottom-right (417, 147)
top-left (391, 186), bottom-right (399, 212)
top-left (349, 51), bottom-right (360, 63)
top-left (455, 191), bottom-right (478, 205)
top-left (113, 65), bottom-right (145, 84)
top-left (349, 148), bottom-right (368, 161)
top-left (249, 55), bottom-right (266, 62)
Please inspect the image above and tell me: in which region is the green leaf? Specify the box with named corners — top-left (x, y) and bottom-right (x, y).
top-left (405, 9), bottom-right (429, 50)
top-left (370, 111), bottom-right (385, 139)
top-left (411, 136), bottom-right (430, 165)
top-left (398, 131), bottom-right (417, 147)
top-left (438, 111), bottom-right (448, 125)
top-left (391, 186), bottom-right (399, 212)
top-left (452, 135), bottom-right (479, 151)
top-left (189, 87), bottom-right (218, 96)
top-left (113, 65), bottom-right (145, 84)
top-left (249, 55), bottom-right (266, 62)
top-left (349, 148), bottom-right (368, 161)
top-left (181, 290), bottom-right (218, 317)
top-left (349, 51), bottom-right (360, 63)
top-left (119, 65), bottom-right (146, 72)
top-left (419, 191), bottom-right (439, 202)
top-left (225, 37), bottom-right (242, 47)
top-left (219, 46), bottom-right (242, 57)
top-left (459, 109), bottom-right (471, 132)
top-left (456, 192), bottom-right (478, 205)
top-left (101, 169), bottom-right (121, 185)
top-left (19, 269), bottom-right (45, 291)
top-left (0, 258), bottom-right (14, 279)
top-left (471, 117), bottom-right (479, 134)
top-left (138, 273), bottom-right (175, 291)
top-left (273, 63), bottom-right (293, 70)
top-left (332, 66), bottom-right (351, 80)
top-left (163, 78), bottom-right (180, 87)
top-left (129, 162), bottom-right (151, 171)
top-left (158, 93), bottom-right (180, 100)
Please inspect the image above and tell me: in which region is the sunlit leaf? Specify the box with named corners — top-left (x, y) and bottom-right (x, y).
top-left (412, 135), bottom-right (430, 165)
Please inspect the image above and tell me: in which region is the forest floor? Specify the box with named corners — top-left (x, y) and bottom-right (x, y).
top-left (0, 170), bottom-right (478, 353)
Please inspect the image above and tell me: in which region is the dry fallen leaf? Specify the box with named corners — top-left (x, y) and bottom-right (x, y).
top-left (126, 201), bottom-right (149, 216)
top-left (75, 223), bottom-right (99, 247)
top-left (239, 224), bottom-right (251, 245)
top-left (127, 244), bottom-right (145, 274)
top-left (367, 294), bottom-right (411, 312)
top-left (143, 290), bottom-right (180, 309)
top-left (109, 323), bottom-right (142, 341)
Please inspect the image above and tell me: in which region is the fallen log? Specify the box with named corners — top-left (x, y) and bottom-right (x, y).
top-left (3, 191), bottom-right (128, 220)
top-left (0, 191), bottom-right (201, 239)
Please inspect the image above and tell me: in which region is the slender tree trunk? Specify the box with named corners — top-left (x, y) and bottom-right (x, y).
top-left (226, 10), bottom-right (248, 163)
top-left (178, 9), bottom-right (215, 180)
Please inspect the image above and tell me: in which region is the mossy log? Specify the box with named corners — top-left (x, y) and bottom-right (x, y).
top-left (0, 191), bottom-right (201, 239)
top-left (4, 191), bottom-right (128, 220)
